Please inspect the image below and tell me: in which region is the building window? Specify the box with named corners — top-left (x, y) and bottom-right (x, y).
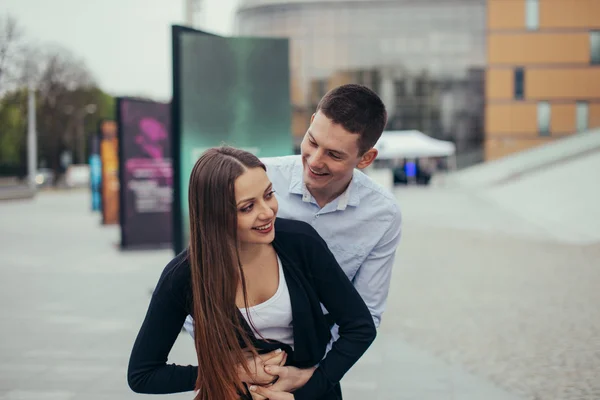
top-left (576, 102), bottom-right (589, 132)
top-left (526, 0), bottom-right (539, 31)
top-left (514, 67), bottom-right (525, 99)
top-left (591, 31), bottom-right (600, 64)
top-left (537, 101), bottom-right (551, 136)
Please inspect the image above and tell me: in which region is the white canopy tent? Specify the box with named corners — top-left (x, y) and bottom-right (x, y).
top-left (366, 130), bottom-right (457, 188)
top-left (374, 130), bottom-right (456, 160)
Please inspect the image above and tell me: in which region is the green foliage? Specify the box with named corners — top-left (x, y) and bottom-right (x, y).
top-left (0, 89), bottom-right (27, 166)
top-left (0, 13), bottom-right (116, 178)
top-left (0, 86), bottom-right (115, 171)
top-left (83, 87), bottom-right (115, 135)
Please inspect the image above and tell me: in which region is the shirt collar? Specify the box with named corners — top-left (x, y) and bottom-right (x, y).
top-left (288, 160), bottom-right (361, 210)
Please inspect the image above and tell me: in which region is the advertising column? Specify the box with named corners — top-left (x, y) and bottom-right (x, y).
top-left (117, 98), bottom-right (172, 249)
top-left (99, 120), bottom-right (119, 225)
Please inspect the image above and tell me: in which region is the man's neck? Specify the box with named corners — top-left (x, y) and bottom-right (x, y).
top-left (308, 180), bottom-right (352, 209)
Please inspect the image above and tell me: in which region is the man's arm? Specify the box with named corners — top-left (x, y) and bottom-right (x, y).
top-left (255, 211), bottom-right (402, 394)
top-left (352, 204), bottom-right (402, 327)
top-left (258, 206), bottom-right (402, 394)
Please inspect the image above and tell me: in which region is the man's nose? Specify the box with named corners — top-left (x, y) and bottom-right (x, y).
top-left (308, 149), bottom-right (325, 168)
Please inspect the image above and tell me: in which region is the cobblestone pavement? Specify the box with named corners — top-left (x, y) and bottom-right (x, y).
top-left (392, 187), bottom-right (600, 400)
top-left (1, 188), bottom-right (598, 400)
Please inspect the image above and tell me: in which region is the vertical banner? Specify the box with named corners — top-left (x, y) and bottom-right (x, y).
top-left (89, 133), bottom-right (102, 212)
top-left (116, 98), bottom-right (172, 249)
top-left (99, 120), bottom-right (119, 225)
top-left (171, 26), bottom-right (293, 254)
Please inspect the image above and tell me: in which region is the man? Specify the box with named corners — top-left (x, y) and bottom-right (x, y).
top-left (263, 83), bottom-right (401, 325)
top-left (185, 84), bottom-right (402, 398)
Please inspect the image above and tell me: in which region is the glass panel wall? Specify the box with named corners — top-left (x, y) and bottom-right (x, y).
top-left (237, 0), bottom-right (486, 154)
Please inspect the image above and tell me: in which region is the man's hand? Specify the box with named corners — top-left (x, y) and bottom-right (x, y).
top-left (237, 349), bottom-right (288, 385)
top-left (249, 385), bottom-right (294, 400)
top-left (263, 365), bottom-right (316, 392)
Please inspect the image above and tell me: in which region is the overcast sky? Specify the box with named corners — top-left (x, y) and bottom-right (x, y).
top-left (3, 0), bottom-right (239, 101)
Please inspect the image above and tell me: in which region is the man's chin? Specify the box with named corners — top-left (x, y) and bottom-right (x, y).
top-left (305, 179), bottom-right (331, 194)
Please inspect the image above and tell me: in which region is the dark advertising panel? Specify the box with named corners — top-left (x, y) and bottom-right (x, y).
top-left (117, 98), bottom-right (172, 249)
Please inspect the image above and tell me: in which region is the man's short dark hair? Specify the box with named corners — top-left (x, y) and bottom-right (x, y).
top-left (316, 84), bottom-right (387, 155)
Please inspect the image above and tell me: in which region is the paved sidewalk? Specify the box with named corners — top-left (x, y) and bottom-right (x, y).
top-left (0, 190), bottom-right (536, 400)
top-left (0, 185), bottom-right (34, 201)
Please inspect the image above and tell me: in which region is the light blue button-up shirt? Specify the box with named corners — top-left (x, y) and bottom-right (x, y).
top-left (262, 155), bottom-right (402, 328)
top-left (182, 154), bottom-right (401, 339)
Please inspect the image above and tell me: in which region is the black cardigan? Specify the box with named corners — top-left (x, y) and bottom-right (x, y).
top-left (127, 218), bottom-right (376, 399)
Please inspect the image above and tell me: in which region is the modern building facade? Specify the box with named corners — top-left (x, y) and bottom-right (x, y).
top-left (236, 0), bottom-right (487, 159)
top-left (486, 0), bottom-right (600, 160)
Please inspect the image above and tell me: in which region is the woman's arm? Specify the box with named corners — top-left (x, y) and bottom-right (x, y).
top-left (127, 271), bottom-right (197, 394)
top-left (128, 266), bottom-right (287, 394)
top-left (293, 234), bottom-right (377, 400)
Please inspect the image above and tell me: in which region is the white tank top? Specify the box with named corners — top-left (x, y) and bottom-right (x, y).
top-left (239, 256), bottom-right (294, 349)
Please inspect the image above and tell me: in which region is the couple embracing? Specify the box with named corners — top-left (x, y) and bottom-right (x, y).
top-left (128, 84), bottom-right (402, 400)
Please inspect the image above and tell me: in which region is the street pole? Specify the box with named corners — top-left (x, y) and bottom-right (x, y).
top-left (184, 0), bottom-right (204, 27)
top-left (78, 114), bottom-right (85, 165)
top-left (27, 83), bottom-right (37, 192)
top-left (185, 0), bottom-right (194, 26)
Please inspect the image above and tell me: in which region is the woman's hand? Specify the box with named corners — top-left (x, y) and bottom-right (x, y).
top-left (263, 365), bottom-right (315, 393)
top-left (237, 349), bottom-right (287, 385)
top-left (249, 385), bottom-right (295, 400)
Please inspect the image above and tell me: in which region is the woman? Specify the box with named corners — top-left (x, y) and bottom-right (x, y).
top-left (127, 146), bottom-right (376, 400)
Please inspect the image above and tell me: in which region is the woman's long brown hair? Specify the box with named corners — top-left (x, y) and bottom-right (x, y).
top-left (187, 146), bottom-right (266, 400)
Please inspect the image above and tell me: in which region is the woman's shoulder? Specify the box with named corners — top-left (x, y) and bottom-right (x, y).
top-left (274, 217), bottom-right (323, 242)
top-left (273, 218), bottom-right (329, 257)
top-left (154, 249), bottom-right (192, 297)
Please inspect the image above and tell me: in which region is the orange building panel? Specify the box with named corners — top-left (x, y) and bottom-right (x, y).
top-left (550, 103), bottom-right (576, 133)
top-left (526, 68), bottom-right (600, 100)
top-left (485, 0), bottom-right (600, 161)
top-left (488, 0), bottom-right (525, 31)
top-left (486, 69), bottom-right (514, 100)
top-left (486, 103), bottom-right (538, 136)
top-left (540, 0), bottom-right (600, 29)
top-left (488, 33), bottom-right (590, 65)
